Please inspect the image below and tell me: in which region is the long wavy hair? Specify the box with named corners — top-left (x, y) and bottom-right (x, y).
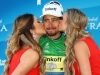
top-left (64, 8), bottom-right (90, 75)
top-left (3, 13), bottom-right (46, 75)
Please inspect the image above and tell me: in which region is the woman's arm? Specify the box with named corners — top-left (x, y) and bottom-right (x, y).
top-left (74, 40), bottom-right (91, 75)
top-left (11, 49), bottom-right (39, 75)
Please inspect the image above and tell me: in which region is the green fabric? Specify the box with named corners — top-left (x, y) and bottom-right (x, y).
top-left (39, 33), bottom-right (73, 75)
top-left (39, 33), bottom-right (66, 56)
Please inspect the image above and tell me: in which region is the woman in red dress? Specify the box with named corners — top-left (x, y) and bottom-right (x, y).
top-left (59, 8), bottom-right (100, 75)
top-left (3, 13), bottom-right (46, 75)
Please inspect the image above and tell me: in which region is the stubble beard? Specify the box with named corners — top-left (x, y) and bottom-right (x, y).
top-left (46, 31), bottom-right (59, 36)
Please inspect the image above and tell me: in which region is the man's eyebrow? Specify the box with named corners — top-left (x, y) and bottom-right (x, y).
top-left (52, 18), bottom-right (57, 19)
top-left (51, 18), bottom-right (59, 20)
top-left (43, 18), bottom-right (49, 20)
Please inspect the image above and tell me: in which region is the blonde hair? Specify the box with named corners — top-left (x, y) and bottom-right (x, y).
top-left (3, 13), bottom-right (45, 75)
top-left (64, 8), bottom-right (90, 75)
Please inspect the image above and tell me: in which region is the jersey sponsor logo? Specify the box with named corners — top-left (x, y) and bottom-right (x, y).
top-left (44, 57), bottom-right (62, 62)
top-left (44, 50), bottom-right (50, 53)
top-left (44, 43), bottom-right (49, 48)
top-left (56, 49), bottom-right (65, 52)
top-left (44, 56), bottom-right (65, 72)
top-left (46, 62), bottom-right (57, 71)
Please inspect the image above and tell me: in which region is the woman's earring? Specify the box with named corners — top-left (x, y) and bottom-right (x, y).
top-left (32, 33), bottom-right (37, 41)
top-left (64, 31), bottom-right (66, 34)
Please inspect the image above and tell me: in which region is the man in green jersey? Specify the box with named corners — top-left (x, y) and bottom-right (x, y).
top-left (39, 1), bottom-right (66, 75)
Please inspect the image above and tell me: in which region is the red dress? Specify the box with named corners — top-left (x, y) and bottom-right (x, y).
top-left (8, 47), bottom-right (40, 75)
top-left (71, 37), bottom-right (100, 75)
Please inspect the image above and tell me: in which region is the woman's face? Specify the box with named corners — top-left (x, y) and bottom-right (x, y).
top-left (59, 13), bottom-right (68, 32)
top-left (31, 16), bottom-right (46, 35)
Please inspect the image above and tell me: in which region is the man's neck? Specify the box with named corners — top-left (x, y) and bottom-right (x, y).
top-left (47, 32), bottom-right (61, 40)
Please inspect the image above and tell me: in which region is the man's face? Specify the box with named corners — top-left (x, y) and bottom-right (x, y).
top-left (42, 15), bottom-right (61, 36)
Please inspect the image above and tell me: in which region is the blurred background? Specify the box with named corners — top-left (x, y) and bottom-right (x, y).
top-left (0, 0), bottom-right (100, 74)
